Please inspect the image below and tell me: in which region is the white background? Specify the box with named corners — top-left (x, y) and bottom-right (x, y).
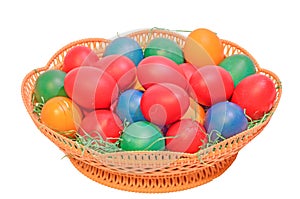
top-left (1, 0), bottom-right (298, 198)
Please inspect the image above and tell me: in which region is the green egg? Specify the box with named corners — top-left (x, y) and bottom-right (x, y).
top-left (144, 38), bottom-right (184, 64)
top-left (34, 70), bottom-right (67, 103)
top-left (219, 54), bottom-right (256, 87)
top-left (120, 121), bottom-right (165, 151)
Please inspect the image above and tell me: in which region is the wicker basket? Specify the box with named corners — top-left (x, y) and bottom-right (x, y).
top-left (21, 29), bottom-right (282, 193)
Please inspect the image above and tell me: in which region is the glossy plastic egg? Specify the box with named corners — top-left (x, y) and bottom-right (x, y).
top-left (79, 109), bottom-right (123, 143)
top-left (166, 119), bottom-right (207, 153)
top-left (189, 65), bottom-right (234, 106)
top-left (64, 66), bottom-right (119, 110)
top-left (180, 62), bottom-right (198, 82)
top-left (204, 101), bottom-right (248, 142)
top-left (62, 46), bottom-right (99, 73)
top-left (40, 96), bottom-right (82, 138)
top-left (219, 54), bottom-right (256, 87)
top-left (144, 37), bottom-right (184, 64)
top-left (141, 83), bottom-right (190, 126)
top-left (34, 70), bottom-right (67, 103)
top-left (95, 55), bottom-right (137, 91)
top-left (231, 74), bottom-right (276, 120)
top-left (120, 121), bottom-right (165, 151)
top-left (183, 28), bottom-right (224, 67)
top-left (103, 37), bottom-right (144, 66)
top-left (137, 56), bottom-right (188, 90)
top-left (116, 89), bottom-right (146, 123)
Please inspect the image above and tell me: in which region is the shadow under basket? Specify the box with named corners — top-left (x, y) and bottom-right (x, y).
top-left (21, 29), bottom-right (282, 193)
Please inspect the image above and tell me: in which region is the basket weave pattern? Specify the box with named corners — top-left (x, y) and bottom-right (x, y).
top-left (21, 29), bottom-right (282, 193)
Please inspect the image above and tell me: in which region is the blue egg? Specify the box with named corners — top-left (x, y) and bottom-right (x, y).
top-left (103, 37), bottom-right (144, 66)
top-left (204, 101), bottom-right (248, 143)
top-left (116, 89), bottom-right (146, 123)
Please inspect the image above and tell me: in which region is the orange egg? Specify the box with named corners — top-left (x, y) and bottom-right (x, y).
top-left (182, 98), bottom-right (206, 125)
top-left (40, 96), bottom-right (83, 138)
top-left (183, 28), bottom-right (224, 68)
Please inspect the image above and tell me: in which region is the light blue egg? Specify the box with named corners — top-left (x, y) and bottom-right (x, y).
top-left (103, 37), bottom-right (144, 66)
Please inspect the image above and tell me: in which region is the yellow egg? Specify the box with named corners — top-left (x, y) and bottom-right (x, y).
top-left (182, 98), bottom-right (206, 125)
top-left (133, 80), bottom-right (145, 91)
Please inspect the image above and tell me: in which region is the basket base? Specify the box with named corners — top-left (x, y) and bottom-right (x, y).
top-left (69, 154), bottom-right (238, 193)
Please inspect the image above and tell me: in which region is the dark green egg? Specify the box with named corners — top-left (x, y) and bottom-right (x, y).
top-left (144, 38), bottom-right (184, 64)
top-left (34, 70), bottom-right (67, 103)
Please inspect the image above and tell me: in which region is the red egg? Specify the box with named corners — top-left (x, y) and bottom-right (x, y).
top-left (62, 46), bottom-right (99, 73)
top-left (64, 66), bottom-right (119, 110)
top-left (180, 62), bottom-right (198, 81)
top-left (95, 55), bottom-right (137, 91)
top-left (140, 83), bottom-right (190, 126)
top-left (79, 109), bottom-right (123, 143)
top-left (189, 65), bottom-right (234, 106)
top-left (137, 56), bottom-right (188, 90)
top-left (166, 119), bottom-right (207, 153)
top-left (231, 74), bottom-right (276, 120)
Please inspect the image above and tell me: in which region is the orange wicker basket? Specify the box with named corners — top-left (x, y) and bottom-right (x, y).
top-left (21, 29), bottom-right (282, 193)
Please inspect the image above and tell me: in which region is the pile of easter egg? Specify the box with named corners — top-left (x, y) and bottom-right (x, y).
top-left (34, 28), bottom-right (277, 154)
